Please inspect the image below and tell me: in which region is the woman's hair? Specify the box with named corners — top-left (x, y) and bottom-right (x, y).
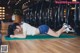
top-left (7, 23), bottom-right (20, 37)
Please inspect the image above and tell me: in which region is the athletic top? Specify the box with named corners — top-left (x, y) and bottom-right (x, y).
top-left (21, 23), bottom-right (37, 36)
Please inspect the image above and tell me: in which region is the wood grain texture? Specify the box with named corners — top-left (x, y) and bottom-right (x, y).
top-left (1, 23), bottom-right (80, 53)
top-left (2, 35), bottom-right (80, 53)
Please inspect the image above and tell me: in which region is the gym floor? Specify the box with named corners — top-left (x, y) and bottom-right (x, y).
top-left (2, 34), bottom-right (80, 53)
top-left (1, 23), bottom-right (80, 53)
top-left (0, 22), bottom-right (80, 53)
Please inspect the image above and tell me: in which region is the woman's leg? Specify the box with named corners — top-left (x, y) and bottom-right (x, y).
top-left (47, 26), bottom-right (65, 37)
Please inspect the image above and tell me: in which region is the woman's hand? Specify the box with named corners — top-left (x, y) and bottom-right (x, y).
top-left (10, 34), bottom-right (26, 38)
top-left (10, 35), bottom-right (14, 38)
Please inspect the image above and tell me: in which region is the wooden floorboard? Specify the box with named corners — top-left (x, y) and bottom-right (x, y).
top-left (1, 20), bottom-right (80, 53)
top-left (1, 35), bottom-right (80, 53)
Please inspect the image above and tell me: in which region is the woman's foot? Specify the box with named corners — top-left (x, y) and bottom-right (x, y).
top-left (63, 23), bottom-right (75, 33)
top-left (68, 25), bottom-right (75, 32)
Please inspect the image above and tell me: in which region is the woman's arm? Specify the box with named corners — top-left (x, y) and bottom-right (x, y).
top-left (10, 34), bottom-right (26, 38)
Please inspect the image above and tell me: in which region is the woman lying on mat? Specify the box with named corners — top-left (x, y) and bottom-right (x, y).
top-left (7, 22), bottom-right (74, 38)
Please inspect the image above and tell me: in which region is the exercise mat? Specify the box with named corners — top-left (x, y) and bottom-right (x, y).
top-left (5, 34), bottom-right (77, 40)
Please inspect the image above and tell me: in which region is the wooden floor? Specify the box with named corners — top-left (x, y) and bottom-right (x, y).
top-left (2, 35), bottom-right (80, 53)
top-left (1, 22), bottom-right (80, 53)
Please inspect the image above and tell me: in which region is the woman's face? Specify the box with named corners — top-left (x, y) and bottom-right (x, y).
top-left (14, 26), bottom-right (22, 33)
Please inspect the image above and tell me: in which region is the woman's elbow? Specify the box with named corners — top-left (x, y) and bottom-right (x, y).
top-left (10, 35), bottom-right (14, 38)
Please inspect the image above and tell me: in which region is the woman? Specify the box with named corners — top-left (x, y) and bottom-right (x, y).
top-left (7, 22), bottom-right (73, 38)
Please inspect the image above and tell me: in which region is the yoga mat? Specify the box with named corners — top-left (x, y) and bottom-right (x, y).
top-left (5, 34), bottom-right (77, 40)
